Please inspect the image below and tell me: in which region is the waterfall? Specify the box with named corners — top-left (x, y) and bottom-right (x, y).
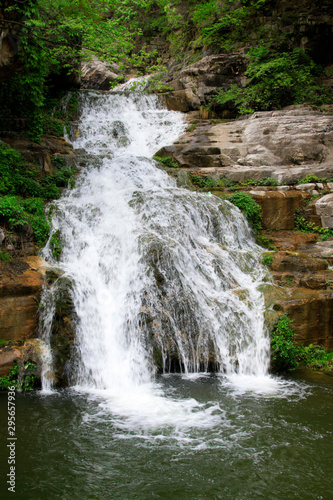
top-left (41, 90), bottom-right (272, 422)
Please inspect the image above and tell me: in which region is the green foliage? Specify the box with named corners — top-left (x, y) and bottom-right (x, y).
top-left (0, 196), bottom-right (26, 227)
top-left (43, 117), bottom-right (64, 137)
top-left (0, 144), bottom-right (75, 246)
top-left (300, 344), bottom-right (333, 371)
top-left (191, 0), bottom-right (269, 48)
top-left (271, 315), bottom-right (333, 372)
top-left (228, 192), bottom-right (262, 232)
top-left (190, 174), bottom-right (217, 188)
top-left (271, 316), bottom-right (301, 371)
top-left (0, 363), bottom-right (19, 391)
top-left (295, 210), bottom-right (333, 242)
top-left (296, 174), bottom-right (327, 185)
top-left (153, 156), bottom-right (179, 169)
top-left (20, 362), bottom-right (38, 391)
top-left (0, 143), bottom-right (40, 198)
top-left (0, 360), bottom-right (38, 391)
top-left (262, 253), bottom-right (274, 266)
top-left (212, 48), bottom-right (332, 114)
top-left (242, 177), bottom-right (279, 187)
top-left (0, 250), bottom-right (11, 262)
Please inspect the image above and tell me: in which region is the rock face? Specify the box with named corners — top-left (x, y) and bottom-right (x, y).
top-left (81, 55), bottom-right (124, 90)
top-left (163, 53), bottom-right (247, 112)
top-left (261, 237), bottom-right (333, 350)
top-left (250, 190), bottom-right (308, 230)
top-left (158, 106), bottom-right (333, 185)
top-left (315, 194), bottom-right (333, 228)
top-left (0, 257), bottom-right (45, 342)
top-left (46, 274), bottom-right (77, 387)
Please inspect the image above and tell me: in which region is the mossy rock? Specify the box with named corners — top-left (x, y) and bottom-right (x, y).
top-left (49, 277), bottom-right (77, 387)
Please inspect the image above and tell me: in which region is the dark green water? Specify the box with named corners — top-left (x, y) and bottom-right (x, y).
top-left (1, 372), bottom-right (332, 499)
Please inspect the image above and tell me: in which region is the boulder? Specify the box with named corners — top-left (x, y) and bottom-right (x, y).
top-left (276, 290), bottom-right (333, 350)
top-left (163, 53), bottom-right (247, 111)
top-left (250, 190), bottom-right (308, 230)
top-left (81, 55), bottom-right (123, 90)
top-left (269, 251), bottom-right (328, 273)
top-left (315, 193), bottom-right (333, 228)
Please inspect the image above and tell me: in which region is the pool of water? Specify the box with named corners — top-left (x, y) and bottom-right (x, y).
top-left (1, 371), bottom-right (332, 499)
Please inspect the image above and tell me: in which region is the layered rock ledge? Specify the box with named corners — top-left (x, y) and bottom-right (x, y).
top-left (158, 106), bottom-right (333, 185)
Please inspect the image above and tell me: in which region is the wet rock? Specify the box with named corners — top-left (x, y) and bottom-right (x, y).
top-left (0, 339), bottom-right (42, 387)
top-left (250, 190), bottom-right (308, 230)
top-left (49, 276), bottom-right (77, 387)
top-left (269, 251), bottom-right (328, 273)
top-left (0, 257), bottom-right (46, 342)
top-left (0, 135), bottom-right (74, 172)
top-left (276, 289), bottom-right (333, 350)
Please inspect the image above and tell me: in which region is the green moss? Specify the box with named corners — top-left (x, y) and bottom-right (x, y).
top-left (50, 230), bottom-right (62, 259)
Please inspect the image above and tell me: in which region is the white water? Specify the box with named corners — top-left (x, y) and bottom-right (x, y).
top-left (40, 90), bottom-right (279, 428)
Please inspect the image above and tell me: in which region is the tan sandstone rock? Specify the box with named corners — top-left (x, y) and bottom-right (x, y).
top-left (0, 257), bottom-right (46, 342)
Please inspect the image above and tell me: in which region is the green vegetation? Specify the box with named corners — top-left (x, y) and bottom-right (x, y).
top-left (295, 210), bottom-right (333, 242)
top-left (262, 253), bottom-right (274, 267)
top-left (153, 156), bottom-right (179, 169)
top-left (0, 361), bottom-right (38, 391)
top-left (190, 174), bottom-right (218, 189)
top-left (1, 0), bottom-right (331, 143)
top-left (271, 315), bottom-right (333, 372)
top-left (50, 230), bottom-right (62, 259)
top-left (228, 192), bottom-right (262, 232)
top-left (296, 174), bottom-right (332, 185)
top-left (0, 250), bottom-right (11, 262)
top-left (0, 143), bottom-right (75, 247)
top-left (212, 48), bottom-right (332, 114)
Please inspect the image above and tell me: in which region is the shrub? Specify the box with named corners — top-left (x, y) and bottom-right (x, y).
top-left (296, 174), bottom-right (325, 185)
top-left (228, 192), bottom-right (262, 232)
top-left (212, 48), bottom-right (332, 114)
top-left (271, 316), bottom-right (301, 371)
top-left (262, 253), bottom-right (274, 266)
top-left (153, 156), bottom-right (178, 168)
top-left (190, 174), bottom-right (217, 188)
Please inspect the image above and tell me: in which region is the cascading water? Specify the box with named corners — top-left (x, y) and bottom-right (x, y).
top-left (41, 89), bottom-right (273, 428)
